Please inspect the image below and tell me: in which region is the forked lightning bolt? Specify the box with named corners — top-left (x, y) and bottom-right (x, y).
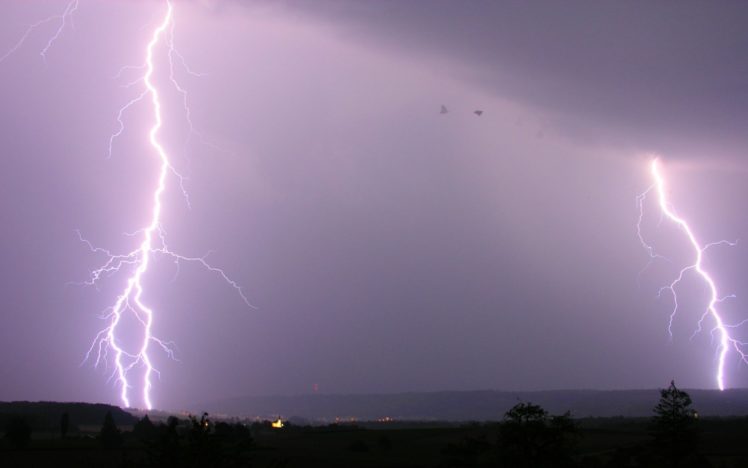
top-left (1, 1), bottom-right (250, 410)
top-left (84, 1), bottom-right (251, 410)
top-left (637, 158), bottom-right (747, 390)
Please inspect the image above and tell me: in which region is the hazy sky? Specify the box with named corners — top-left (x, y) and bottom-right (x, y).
top-left (1, 0), bottom-right (748, 411)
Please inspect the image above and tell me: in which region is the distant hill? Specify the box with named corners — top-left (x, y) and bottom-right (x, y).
top-left (196, 389), bottom-right (748, 421)
top-left (0, 401), bottom-right (137, 430)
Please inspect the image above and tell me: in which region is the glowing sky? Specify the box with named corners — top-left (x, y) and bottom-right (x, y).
top-left (1, 0), bottom-right (748, 410)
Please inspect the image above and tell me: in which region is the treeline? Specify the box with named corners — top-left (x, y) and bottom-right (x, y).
top-left (441, 381), bottom-right (717, 467)
top-left (4, 410), bottom-right (255, 467)
top-left (0, 401), bottom-right (135, 431)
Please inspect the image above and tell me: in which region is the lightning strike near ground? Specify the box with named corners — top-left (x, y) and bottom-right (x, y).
top-left (0, 0), bottom-right (251, 410)
top-left (637, 158), bottom-right (747, 390)
top-left (81, 1), bottom-right (251, 410)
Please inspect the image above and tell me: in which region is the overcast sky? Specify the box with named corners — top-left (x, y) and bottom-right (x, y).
top-left (1, 0), bottom-right (748, 411)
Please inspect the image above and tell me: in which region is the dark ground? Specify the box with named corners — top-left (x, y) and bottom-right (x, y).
top-left (2, 416), bottom-right (748, 467)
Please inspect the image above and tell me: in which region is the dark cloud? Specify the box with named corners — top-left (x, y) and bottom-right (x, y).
top-left (270, 0), bottom-right (748, 161)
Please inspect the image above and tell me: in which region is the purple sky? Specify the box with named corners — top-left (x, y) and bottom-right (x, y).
top-left (2, 0), bottom-right (748, 411)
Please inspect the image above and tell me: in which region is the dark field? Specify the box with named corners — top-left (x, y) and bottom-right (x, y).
top-left (2, 416), bottom-right (748, 467)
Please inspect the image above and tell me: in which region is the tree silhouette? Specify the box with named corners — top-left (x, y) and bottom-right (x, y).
top-left (4, 416), bottom-right (32, 449)
top-left (179, 413), bottom-right (254, 467)
top-left (133, 414), bottom-right (157, 442)
top-left (145, 416), bottom-right (181, 468)
top-left (132, 413), bottom-right (255, 467)
top-left (651, 380), bottom-right (699, 467)
top-left (60, 412), bottom-right (69, 439)
top-left (496, 402), bottom-right (577, 468)
top-left (99, 410), bottom-right (122, 448)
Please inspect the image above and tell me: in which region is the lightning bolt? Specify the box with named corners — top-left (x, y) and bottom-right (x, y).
top-left (1, 1), bottom-right (251, 410)
top-left (637, 157), bottom-right (747, 390)
top-left (82, 1), bottom-right (252, 410)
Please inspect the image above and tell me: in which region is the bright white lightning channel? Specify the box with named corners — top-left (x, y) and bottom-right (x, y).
top-left (1, 0), bottom-right (248, 411)
top-left (637, 158), bottom-right (747, 390)
top-left (0, 1), bottom-right (254, 413)
top-left (79, 1), bottom-right (253, 411)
